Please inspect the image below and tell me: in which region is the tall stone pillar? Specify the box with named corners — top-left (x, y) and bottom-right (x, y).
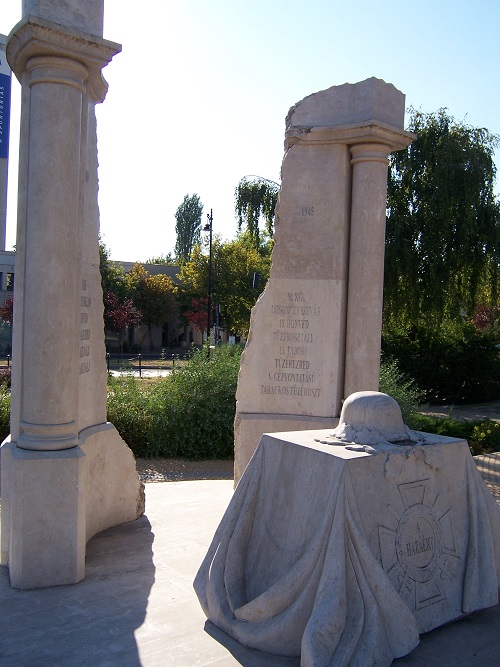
top-left (343, 141), bottom-right (393, 398)
top-left (17, 55), bottom-right (86, 450)
top-left (234, 79), bottom-right (414, 484)
top-left (1, 5), bottom-right (144, 589)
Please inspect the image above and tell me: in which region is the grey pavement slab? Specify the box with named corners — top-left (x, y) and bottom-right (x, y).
top-left (1, 479), bottom-right (500, 666)
top-left (421, 401), bottom-right (500, 423)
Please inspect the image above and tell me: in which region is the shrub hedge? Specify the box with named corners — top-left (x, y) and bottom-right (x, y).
top-left (1, 344), bottom-right (499, 460)
top-left (107, 344), bottom-right (242, 458)
top-left (382, 321), bottom-right (500, 403)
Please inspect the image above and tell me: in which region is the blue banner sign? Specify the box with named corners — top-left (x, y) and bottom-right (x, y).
top-left (0, 50), bottom-right (12, 160)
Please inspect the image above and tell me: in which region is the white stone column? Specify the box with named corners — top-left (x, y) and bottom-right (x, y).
top-left (0, 16), bottom-right (138, 590)
top-left (17, 55), bottom-right (86, 450)
top-left (343, 141), bottom-right (392, 398)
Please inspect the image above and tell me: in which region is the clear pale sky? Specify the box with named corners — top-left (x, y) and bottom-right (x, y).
top-left (2, 0), bottom-right (500, 261)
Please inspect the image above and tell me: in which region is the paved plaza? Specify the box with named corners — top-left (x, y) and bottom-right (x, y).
top-left (1, 475), bottom-right (500, 666)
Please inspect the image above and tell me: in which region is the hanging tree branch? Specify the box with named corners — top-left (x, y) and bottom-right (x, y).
top-left (235, 176), bottom-right (280, 249)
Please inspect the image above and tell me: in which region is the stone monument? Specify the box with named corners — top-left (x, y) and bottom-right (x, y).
top-left (234, 78), bottom-right (415, 483)
top-left (196, 392), bottom-right (500, 665)
top-left (0, 0), bottom-right (144, 589)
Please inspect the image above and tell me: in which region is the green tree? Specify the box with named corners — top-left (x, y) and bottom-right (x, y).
top-left (145, 253), bottom-right (177, 265)
top-left (384, 108), bottom-right (500, 326)
top-left (174, 194), bottom-right (203, 263)
top-left (235, 176), bottom-right (279, 251)
top-left (103, 292), bottom-right (141, 353)
top-left (125, 264), bottom-right (177, 351)
top-left (179, 236), bottom-right (270, 337)
top-left (99, 239), bottom-right (127, 300)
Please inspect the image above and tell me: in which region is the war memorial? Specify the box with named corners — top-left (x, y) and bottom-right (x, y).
top-left (0, 1), bottom-right (499, 665)
top-left (195, 78), bottom-right (500, 665)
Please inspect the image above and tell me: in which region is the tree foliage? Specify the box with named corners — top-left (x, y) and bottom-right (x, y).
top-left (0, 297), bottom-right (13, 325)
top-left (100, 241), bottom-right (177, 351)
top-left (99, 239), bottom-right (128, 300)
top-left (184, 296), bottom-right (211, 333)
top-left (125, 264), bottom-right (177, 350)
top-left (104, 292), bottom-right (142, 352)
top-left (179, 236), bottom-right (270, 336)
top-left (174, 194), bottom-right (203, 263)
top-left (235, 176), bottom-right (279, 250)
top-left (145, 253), bottom-right (177, 265)
top-left (384, 108), bottom-right (500, 326)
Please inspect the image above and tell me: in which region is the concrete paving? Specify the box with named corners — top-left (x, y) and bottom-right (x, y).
top-left (1, 478), bottom-right (500, 666)
top-left (421, 401), bottom-right (500, 423)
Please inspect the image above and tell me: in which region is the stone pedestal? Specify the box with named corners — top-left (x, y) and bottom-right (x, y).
top-left (196, 430), bottom-right (500, 665)
top-left (234, 78), bottom-right (415, 483)
top-left (0, 4), bottom-right (144, 589)
top-left (1, 442), bottom-right (86, 588)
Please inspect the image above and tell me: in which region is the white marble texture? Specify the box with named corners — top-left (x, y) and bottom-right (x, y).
top-left (0, 5), bottom-right (141, 589)
top-left (195, 431), bottom-right (500, 666)
top-left (233, 79), bottom-right (415, 484)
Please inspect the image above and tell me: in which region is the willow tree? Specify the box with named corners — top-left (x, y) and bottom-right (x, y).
top-left (384, 108), bottom-right (500, 326)
top-left (235, 176), bottom-right (279, 251)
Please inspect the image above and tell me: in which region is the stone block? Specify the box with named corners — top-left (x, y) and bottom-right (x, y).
top-left (1, 441), bottom-right (86, 589)
top-left (21, 0), bottom-right (104, 37)
top-left (196, 430), bottom-right (500, 665)
top-left (81, 422), bottom-right (145, 539)
top-left (286, 76), bottom-right (406, 131)
top-left (234, 80), bottom-right (414, 483)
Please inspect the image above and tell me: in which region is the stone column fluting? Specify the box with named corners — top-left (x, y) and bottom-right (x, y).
top-left (343, 141), bottom-right (393, 399)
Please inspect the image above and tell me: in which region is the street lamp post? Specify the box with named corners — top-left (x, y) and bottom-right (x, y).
top-left (203, 209), bottom-right (213, 355)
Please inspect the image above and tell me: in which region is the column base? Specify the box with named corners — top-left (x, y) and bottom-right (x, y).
top-left (0, 422), bottom-right (144, 590)
top-left (1, 441), bottom-right (86, 589)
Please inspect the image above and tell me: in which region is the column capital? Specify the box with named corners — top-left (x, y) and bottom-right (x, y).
top-left (286, 120), bottom-right (415, 153)
top-left (350, 142), bottom-right (392, 166)
top-left (6, 15), bottom-right (121, 102)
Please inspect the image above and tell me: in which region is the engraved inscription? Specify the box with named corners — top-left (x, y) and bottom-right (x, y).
top-left (260, 289), bottom-right (322, 399)
top-left (79, 279), bottom-right (91, 374)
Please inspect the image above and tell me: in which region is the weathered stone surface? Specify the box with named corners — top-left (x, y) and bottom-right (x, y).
top-left (330, 390), bottom-right (422, 447)
top-left (0, 4), bottom-right (142, 589)
top-left (1, 441), bottom-right (86, 588)
top-left (286, 76), bottom-right (406, 131)
top-left (22, 0), bottom-right (104, 37)
top-left (234, 79), bottom-right (414, 483)
top-left (196, 430), bottom-right (500, 665)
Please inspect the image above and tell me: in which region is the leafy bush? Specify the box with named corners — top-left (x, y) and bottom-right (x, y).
top-left (145, 344), bottom-right (242, 458)
top-left (379, 358), bottom-right (423, 423)
top-left (407, 413), bottom-right (476, 441)
top-left (408, 413), bottom-right (500, 456)
top-left (382, 320), bottom-right (500, 403)
top-left (0, 367), bottom-right (11, 387)
top-left (107, 344), bottom-right (242, 459)
top-left (106, 374), bottom-right (152, 456)
top-left (469, 420), bottom-right (500, 455)
top-left (0, 383), bottom-right (10, 441)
